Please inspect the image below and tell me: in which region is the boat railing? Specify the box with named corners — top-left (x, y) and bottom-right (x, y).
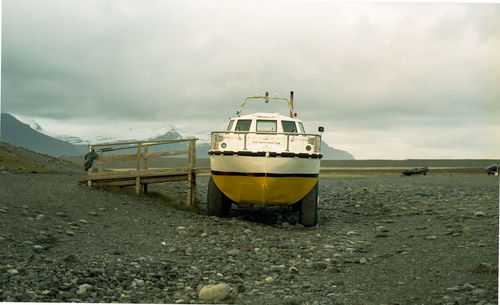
top-left (210, 131), bottom-right (321, 153)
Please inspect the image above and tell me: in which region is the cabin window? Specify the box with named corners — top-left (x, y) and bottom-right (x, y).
top-left (227, 120), bottom-right (235, 131)
top-left (282, 121), bottom-right (297, 133)
top-left (298, 122), bottom-right (306, 133)
top-left (235, 119), bottom-right (252, 131)
top-left (256, 120), bottom-right (277, 132)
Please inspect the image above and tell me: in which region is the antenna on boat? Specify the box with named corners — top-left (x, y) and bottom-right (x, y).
top-left (290, 91), bottom-right (294, 118)
top-left (253, 69), bottom-right (258, 95)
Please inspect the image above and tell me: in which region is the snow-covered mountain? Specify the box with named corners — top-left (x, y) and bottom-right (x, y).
top-left (2, 113), bottom-right (353, 159)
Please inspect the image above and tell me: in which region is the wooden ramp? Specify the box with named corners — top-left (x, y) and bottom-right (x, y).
top-left (86, 139), bottom-right (197, 206)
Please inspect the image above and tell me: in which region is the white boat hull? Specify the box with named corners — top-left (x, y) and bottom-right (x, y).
top-left (210, 154), bottom-right (319, 206)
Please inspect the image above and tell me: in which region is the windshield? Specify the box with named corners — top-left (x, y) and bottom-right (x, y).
top-left (282, 121), bottom-right (297, 133)
top-left (227, 120), bottom-right (235, 131)
top-left (235, 119), bottom-right (252, 131)
top-left (298, 122), bottom-right (305, 133)
top-left (257, 120), bottom-right (277, 132)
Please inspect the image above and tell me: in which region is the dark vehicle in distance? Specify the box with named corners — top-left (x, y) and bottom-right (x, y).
top-left (485, 164), bottom-right (499, 175)
top-left (402, 167), bottom-right (429, 176)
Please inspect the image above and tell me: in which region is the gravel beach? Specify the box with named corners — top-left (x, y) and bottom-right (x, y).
top-left (0, 166), bottom-right (498, 304)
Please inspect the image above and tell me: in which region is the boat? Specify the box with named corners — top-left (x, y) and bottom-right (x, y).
top-left (207, 91), bottom-right (323, 226)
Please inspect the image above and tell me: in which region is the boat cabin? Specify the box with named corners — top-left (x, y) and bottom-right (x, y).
top-left (210, 112), bottom-right (322, 157)
top-left (226, 113), bottom-right (306, 134)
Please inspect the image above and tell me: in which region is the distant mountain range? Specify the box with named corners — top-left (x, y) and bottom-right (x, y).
top-left (0, 113), bottom-right (354, 160)
top-left (1, 113), bottom-right (86, 156)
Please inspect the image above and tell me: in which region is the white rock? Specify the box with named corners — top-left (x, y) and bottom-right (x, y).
top-left (198, 283), bottom-right (230, 301)
top-left (77, 284), bottom-right (92, 295)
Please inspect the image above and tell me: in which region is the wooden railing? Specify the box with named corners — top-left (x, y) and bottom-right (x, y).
top-left (87, 139), bottom-right (197, 205)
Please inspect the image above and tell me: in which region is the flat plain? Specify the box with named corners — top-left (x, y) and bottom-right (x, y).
top-left (0, 147), bottom-right (498, 304)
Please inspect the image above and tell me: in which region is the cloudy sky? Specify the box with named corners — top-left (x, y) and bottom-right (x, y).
top-left (1, 0), bottom-right (499, 159)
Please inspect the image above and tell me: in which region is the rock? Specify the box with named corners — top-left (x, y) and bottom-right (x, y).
top-left (473, 263), bottom-right (496, 273)
top-left (311, 262), bottom-right (328, 270)
top-left (66, 230), bottom-right (76, 236)
top-left (462, 283), bottom-right (475, 291)
top-left (7, 269), bottom-right (19, 275)
top-left (227, 249), bottom-right (240, 256)
top-left (198, 283), bottom-right (230, 302)
top-left (77, 284), bottom-right (92, 296)
top-left (472, 288), bottom-right (486, 296)
top-left (33, 245), bottom-right (44, 252)
top-left (425, 235), bottom-right (438, 240)
top-left (63, 254), bottom-right (77, 263)
top-left (474, 211), bottom-right (486, 217)
top-left (283, 295), bottom-right (302, 305)
top-left (445, 286), bottom-right (460, 292)
top-left (131, 279), bottom-right (145, 288)
top-left (241, 245), bottom-right (251, 252)
top-left (359, 257), bottom-right (367, 264)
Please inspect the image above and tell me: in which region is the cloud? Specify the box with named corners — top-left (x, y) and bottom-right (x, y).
top-left (2, 0), bottom-right (499, 158)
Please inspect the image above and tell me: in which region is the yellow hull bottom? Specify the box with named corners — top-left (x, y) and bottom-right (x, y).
top-left (212, 175), bottom-right (318, 207)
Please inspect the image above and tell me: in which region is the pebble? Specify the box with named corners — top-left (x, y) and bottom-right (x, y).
top-left (283, 296), bottom-right (302, 305)
top-left (33, 245), bottom-right (44, 252)
top-left (198, 283), bottom-right (230, 302)
top-left (472, 288), bottom-right (486, 296)
top-left (66, 230), bottom-right (76, 236)
top-left (0, 171), bottom-right (497, 305)
top-left (77, 284), bottom-right (92, 296)
top-left (445, 286), bottom-right (460, 292)
top-left (227, 249), bottom-right (240, 256)
top-left (462, 283), bottom-right (475, 291)
top-left (425, 235), bottom-right (438, 240)
top-left (7, 269), bottom-right (19, 275)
